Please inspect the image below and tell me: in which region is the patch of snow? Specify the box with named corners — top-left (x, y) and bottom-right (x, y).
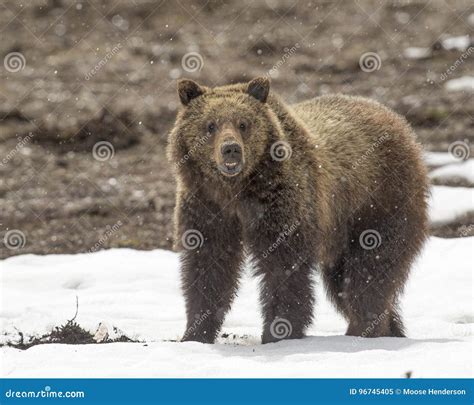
top-left (403, 47), bottom-right (431, 60)
top-left (441, 35), bottom-right (471, 52)
top-left (429, 159), bottom-right (474, 183)
top-left (429, 186), bottom-right (474, 224)
top-left (424, 151), bottom-right (459, 167)
top-left (445, 76), bottom-right (474, 92)
top-left (1, 235), bottom-right (473, 378)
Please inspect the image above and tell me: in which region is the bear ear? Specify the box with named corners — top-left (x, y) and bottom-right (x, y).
top-left (247, 77), bottom-right (270, 103)
top-left (177, 79), bottom-right (205, 106)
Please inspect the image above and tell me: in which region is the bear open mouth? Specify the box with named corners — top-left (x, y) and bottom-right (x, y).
top-left (218, 162), bottom-right (243, 176)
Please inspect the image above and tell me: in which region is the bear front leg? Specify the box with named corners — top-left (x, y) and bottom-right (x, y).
top-left (176, 195), bottom-right (244, 344)
top-left (253, 238), bottom-right (316, 344)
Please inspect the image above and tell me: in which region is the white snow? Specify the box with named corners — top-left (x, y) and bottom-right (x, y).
top-left (429, 159), bottom-right (474, 184)
top-left (441, 35), bottom-right (471, 52)
top-left (1, 235), bottom-right (473, 378)
top-left (429, 186), bottom-right (474, 224)
top-left (424, 151), bottom-right (460, 167)
top-left (403, 47), bottom-right (431, 60)
top-left (445, 76), bottom-right (474, 92)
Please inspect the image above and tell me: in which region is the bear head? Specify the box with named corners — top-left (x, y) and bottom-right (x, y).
top-left (168, 77), bottom-right (283, 184)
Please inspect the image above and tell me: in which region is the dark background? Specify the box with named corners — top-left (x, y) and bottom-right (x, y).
top-left (1, 0), bottom-right (472, 258)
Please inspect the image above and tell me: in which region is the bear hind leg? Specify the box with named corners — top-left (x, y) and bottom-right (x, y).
top-left (322, 250), bottom-right (408, 338)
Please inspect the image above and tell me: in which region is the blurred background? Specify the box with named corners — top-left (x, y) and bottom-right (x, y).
top-left (0, 0), bottom-right (472, 259)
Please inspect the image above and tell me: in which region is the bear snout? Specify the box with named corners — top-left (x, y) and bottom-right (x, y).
top-left (217, 140), bottom-right (244, 177)
top-left (221, 142), bottom-right (242, 161)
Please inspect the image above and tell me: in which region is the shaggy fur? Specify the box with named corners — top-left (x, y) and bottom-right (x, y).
top-left (167, 77), bottom-right (429, 344)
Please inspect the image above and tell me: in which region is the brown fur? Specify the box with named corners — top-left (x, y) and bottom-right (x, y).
top-left (167, 77), bottom-right (429, 344)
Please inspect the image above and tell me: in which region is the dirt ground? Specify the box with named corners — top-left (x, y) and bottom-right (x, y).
top-left (0, 0), bottom-right (473, 259)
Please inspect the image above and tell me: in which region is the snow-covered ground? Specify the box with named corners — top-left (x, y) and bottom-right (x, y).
top-left (430, 160), bottom-right (474, 184)
top-left (425, 154), bottom-right (474, 224)
top-left (445, 76), bottom-right (474, 92)
top-left (429, 185), bottom-right (474, 224)
top-left (424, 151), bottom-right (463, 167)
top-left (1, 235), bottom-right (473, 378)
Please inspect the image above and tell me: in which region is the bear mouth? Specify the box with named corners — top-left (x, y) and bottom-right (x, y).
top-left (218, 162), bottom-right (243, 177)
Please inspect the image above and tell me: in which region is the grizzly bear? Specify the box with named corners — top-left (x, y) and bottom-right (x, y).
top-left (167, 77), bottom-right (429, 344)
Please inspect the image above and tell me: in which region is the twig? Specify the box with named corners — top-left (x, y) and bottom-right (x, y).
top-left (69, 295), bottom-right (79, 323)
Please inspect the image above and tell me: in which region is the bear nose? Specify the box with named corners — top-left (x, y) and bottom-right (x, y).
top-left (221, 142), bottom-right (242, 160)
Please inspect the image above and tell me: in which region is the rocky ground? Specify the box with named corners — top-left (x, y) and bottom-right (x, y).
top-left (0, 0), bottom-right (473, 258)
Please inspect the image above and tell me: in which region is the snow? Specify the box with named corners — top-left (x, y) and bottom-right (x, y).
top-left (429, 159), bottom-right (474, 183)
top-left (424, 151), bottom-right (460, 167)
top-left (403, 47), bottom-right (431, 60)
top-left (445, 76), bottom-right (474, 92)
top-left (423, 154), bottom-right (474, 224)
top-left (441, 34), bottom-right (471, 52)
top-left (429, 186), bottom-right (474, 224)
top-left (1, 235), bottom-right (473, 378)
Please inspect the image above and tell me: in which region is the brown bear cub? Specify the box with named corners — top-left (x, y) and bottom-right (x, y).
top-left (168, 77), bottom-right (429, 344)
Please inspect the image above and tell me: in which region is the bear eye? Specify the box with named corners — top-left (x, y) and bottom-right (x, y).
top-left (239, 122), bottom-right (247, 131)
top-left (207, 122), bottom-right (216, 133)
